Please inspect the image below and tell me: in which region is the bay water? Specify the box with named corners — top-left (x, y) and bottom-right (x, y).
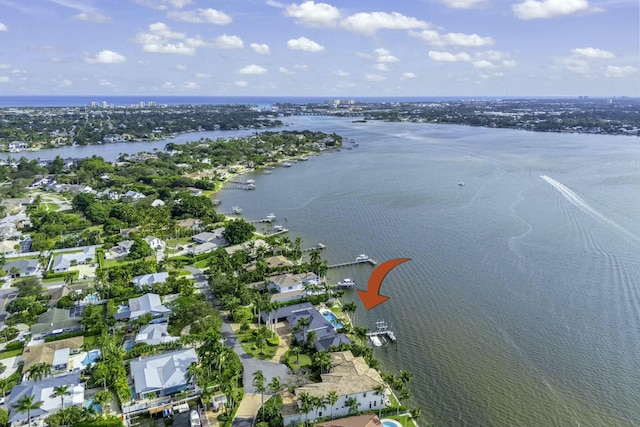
top-left (218, 117), bottom-right (640, 427)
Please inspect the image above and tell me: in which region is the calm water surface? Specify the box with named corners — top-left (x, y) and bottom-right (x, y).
top-left (7, 115), bottom-right (640, 426)
top-left (218, 117), bottom-right (640, 427)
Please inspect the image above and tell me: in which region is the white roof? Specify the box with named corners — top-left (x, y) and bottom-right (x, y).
top-left (130, 349), bottom-right (197, 395)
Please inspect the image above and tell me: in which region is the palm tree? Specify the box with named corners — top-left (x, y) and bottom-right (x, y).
top-left (313, 351), bottom-right (332, 374)
top-left (342, 302), bottom-right (357, 326)
top-left (297, 392), bottom-right (312, 426)
top-left (50, 385), bottom-right (71, 410)
top-left (290, 346), bottom-right (301, 365)
top-left (269, 376), bottom-right (282, 394)
top-left (325, 390), bottom-right (339, 420)
top-left (14, 395), bottom-right (43, 427)
top-left (296, 316), bottom-right (311, 344)
top-left (252, 370), bottom-right (266, 418)
top-left (345, 396), bottom-right (360, 416)
top-left (93, 390), bottom-right (112, 414)
top-left (312, 395), bottom-right (327, 421)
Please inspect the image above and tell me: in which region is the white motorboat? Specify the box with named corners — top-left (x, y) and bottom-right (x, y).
top-left (337, 278), bottom-right (356, 288)
top-left (356, 254), bottom-right (370, 262)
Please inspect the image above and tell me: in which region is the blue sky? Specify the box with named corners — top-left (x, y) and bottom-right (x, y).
top-left (0, 0), bottom-right (637, 97)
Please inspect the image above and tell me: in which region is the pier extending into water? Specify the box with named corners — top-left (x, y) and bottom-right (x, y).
top-left (328, 257), bottom-right (377, 268)
top-left (302, 243), bottom-right (326, 252)
top-left (367, 320), bottom-right (397, 347)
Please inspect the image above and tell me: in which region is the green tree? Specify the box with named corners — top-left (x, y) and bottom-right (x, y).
top-left (127, 237), bottom-right (152, 260)
top-left (50, 385), bottom-right (71, 410)
top-left (14, 395), bottom-right (43, 427)
top-left (14, 276), bottom-right (43, 297)
top-left (326, 390), bottom-right (339, 420)
top-left (345, 396), bottom-right (359, 416)
top-left (298, 392), bottom-right (312, 426)
top-left (252, 370), bottom-right (266, 418)
top-left (342, 302), bottom-right (357, 326)
top-left (222, 219), bottom-right (256, 245)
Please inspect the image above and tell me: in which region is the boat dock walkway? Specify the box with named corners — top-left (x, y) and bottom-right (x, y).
top-left (302, 243), bottom-right (326, 252)
top-left (328, 258), bottom-right (377, 268)
top-left (367, 320), bottom-right (397, 347)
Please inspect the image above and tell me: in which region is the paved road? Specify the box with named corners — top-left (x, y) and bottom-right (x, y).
top-left (185, 266), bottom-right (292, 427)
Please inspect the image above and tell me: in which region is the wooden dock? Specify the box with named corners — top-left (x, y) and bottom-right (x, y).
top-left (302, 243), bottom-right (326, 252)
top-left (328, 258), bottom-right (377, 268)
top-left (367, 320), bottom-right (396, 347)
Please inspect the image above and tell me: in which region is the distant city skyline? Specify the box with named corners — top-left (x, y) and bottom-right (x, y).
top-left (0, 0), bottom-right (637, 97)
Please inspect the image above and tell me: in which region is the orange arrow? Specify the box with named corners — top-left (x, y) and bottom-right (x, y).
top-left (357, 258), bottom-right (411, 310)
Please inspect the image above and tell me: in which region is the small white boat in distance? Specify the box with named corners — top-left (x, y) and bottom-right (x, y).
top-left (265, 213), bottom-right (276, 221)
top-left (282, 161), bottom-right (293, 167)
top-left (232, 206), bottom-right (243, 214)
top-left (337, 278), bottom-right (356, 288)
top-left (458, 182), bottom-right (465, 186)
top-left (190, 411), bottom-right (201, 427)
top-left (356, 254), bottom-right (370, 262)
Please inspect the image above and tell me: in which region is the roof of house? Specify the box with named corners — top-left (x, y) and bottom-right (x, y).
top-left (22, 336), bottom-right (84, 371)
top-left (294, 351), bottom-right (385, 399)
top-left (30, 308), bottom-right (81, 336)
top-left (7, 372), bottom-right (85, 423)
top-left (129, 293), bottom-right (171, 319)
top-left (192, 232), bottom-right (217, 242)
top-left (315, 414), bottom-right (383, 427)
top-left (132, 272), bottom-right (170, 287)
top-left (265, 255), bottom-right (294, 268)
top-left (129, 348), bottom-right (197, 395)
top-left (135, 323), bottom-right (178, 345)
top-left (51, 247), bottom-right (95, 270)
top-left (269, 272), bottom-right (318, 290)
top-left (4, 258), bottom-right (38, 276)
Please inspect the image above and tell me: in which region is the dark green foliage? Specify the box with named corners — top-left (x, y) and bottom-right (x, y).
top-left (4, 341), bottom-right (24, 351)
top-left (126, 238), bottom-right (152, 260)
top-left (222, 219), bottom-right (255, 245)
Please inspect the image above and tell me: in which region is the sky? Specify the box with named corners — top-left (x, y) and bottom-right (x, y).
top-left (0, 0), bottom-right (638, 97)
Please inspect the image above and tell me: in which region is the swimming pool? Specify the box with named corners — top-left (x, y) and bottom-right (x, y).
top-left (322, 310), bottom-right (344, 329)
top-left (381, 420), bottom-right (401, 427)
top-left (117, 305), bottom-right (130, 314)
top-left (81, 350), bottom-right (101, 366)
top-left (85, 398), bottom-right (102, 413)
top-left (85, 293), bottom-right (99, 304)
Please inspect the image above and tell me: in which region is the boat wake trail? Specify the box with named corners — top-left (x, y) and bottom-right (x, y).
top-left (540, 175), bottom-right (640, 243)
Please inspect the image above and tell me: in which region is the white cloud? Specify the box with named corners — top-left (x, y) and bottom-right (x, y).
top-left (74, 12), bottom-right (111, 23)
top-left (235, 80), bottom-right (248, 87)
top-left (279, 67), bottom-right (295, 75)
top-left (250, 43), bottom-right (270, 54)
top-left (0, 76), bottom-right (9, 83)
top-left (571, 47), bottom-right (615, 59)
top-left (401, 72), bottom-right (416, 79)
top-left (502, 59), bottom-right (517, 68)
top-left (176, 64), bottom-right (187, 70)
top-left (334, 70), bottom-right (350, 77)
top-left (195, 73), bottom-right (211, 78)
top-left (294, 64), bottom-right (308, 70)
top-left (0, 22), bottom-right (7, 31)
top-left (365, 74), bottom-right (386, 82)
top-left (136, 0), bottom-right (193, 10)
top-left (287, 37), bottom-right (325, 52)
top-left (284, 1), bottom-right (341, 28)
top-left (135, 22), bottom-right (197, 55)
top-left (266, 0), bottom-right (285, 7)
top-left (0, 64), bottom-right (10, 70)
top-left (513, 0), bottom-right (593, 19)
top-left (85, 50), bottom-right (127, 64)
top-left (560, 57), bottom-right (589, 74)
top-left (411, 30), bottom-right (494, 47)
top-left (53, 78), bottom-right (73, 87)
top-left (341, 12), bottom-right (429, 36)
top-left (473, 60), bottom-right (495, 69)
top-left (428, 51), bottom-right (472, 62)
top-left (167, 8), bottom-right (232, 24)
top-left (238, 64), bottom-right (267, 75)
top-left (375, 63), bottom-right (389, 71)
top-left (98, 79), bottom-right (114, 87)
top-left (605, 65), bottom-right (638, 78)
top-left (213, 34), bottom-right (244, 49)
top-left (377, 55), bottom-right (399, 63)
top-left (182, 81), bottom-right (200, 89)
top-left (440, 0), bottom-right (487, 8)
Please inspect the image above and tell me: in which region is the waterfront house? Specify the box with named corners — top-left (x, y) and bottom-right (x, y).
top-left (30, 308), bottom-right (82, 340)
top-left (7, 372), bottom-right (84, 426)
top-left (283, 351), bottom-right (387, 426)
top-left (189, 242), bottom-right (218, 256)
top-left (192, 228), bottom-right (226, 245)
top-left (266, 272), bottom-right (319, 302)
top-left (315, 414), bottom-right (384, 427)
top-left (129, 348), bottom-right (198, 401)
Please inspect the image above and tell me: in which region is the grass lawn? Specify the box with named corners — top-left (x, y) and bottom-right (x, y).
top-left (236, 331), bottom-right (280, 360)
top-left (0, 349), bottom-right (23, 360)
top-left (83, 335), bottom-right (98, 349)
top-left (284, 350), bottom-right (313, 371)
top-left (192, 260), bottom-right (208, 269)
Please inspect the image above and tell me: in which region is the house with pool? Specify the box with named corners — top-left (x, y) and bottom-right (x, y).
top-left (265, 272), bottom-right (320, 303)
top-left (114, 293), bottom-right (172, 321)
top-left (21, 336), bottom-right (84, 375)
top-left (282, 351), bottom-right (387, 426)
